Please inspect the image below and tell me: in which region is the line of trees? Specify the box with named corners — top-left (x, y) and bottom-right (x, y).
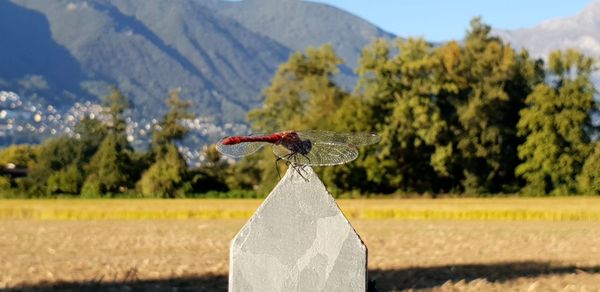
top-left (0, 88), bottom-right (232, 198)
top-left (0, 19), bottom-right (598, 197)
top-left (241, 19), bottom-right (599, 196)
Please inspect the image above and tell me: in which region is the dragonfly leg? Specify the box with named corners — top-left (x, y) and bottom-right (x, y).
top-left (292, 164), bottom-right (308, 181)
top-left (292, 153), bottom-right (310, 177)
top-left (282, 152), bottom-right (294, 161)
top-left (301, 153), bottom-right (311, 165)
top-left (279, 152), bottom-right (309, 181)
top-left (291, 155), bottom-right (310, 181)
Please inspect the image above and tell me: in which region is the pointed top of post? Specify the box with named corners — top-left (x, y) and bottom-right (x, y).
top-left (229, 166), bottom-right (367, 291)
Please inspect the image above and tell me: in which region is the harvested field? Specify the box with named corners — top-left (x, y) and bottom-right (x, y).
top-left (1, 198), bottom-right (600, 291)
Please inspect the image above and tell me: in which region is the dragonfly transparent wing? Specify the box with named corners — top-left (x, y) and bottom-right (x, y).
top-left (216, 139), bottom-right (268, 158)
top-left (272, 141), bottom-right (359, 166)
top-left (297, 130), bottom-right (380, 146)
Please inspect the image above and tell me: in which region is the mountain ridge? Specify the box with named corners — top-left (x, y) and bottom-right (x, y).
top-left (1, 0), bottom-right (391, 122)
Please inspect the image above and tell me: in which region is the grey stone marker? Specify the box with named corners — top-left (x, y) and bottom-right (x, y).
top-left (229, 166), bottom-right (367, 292)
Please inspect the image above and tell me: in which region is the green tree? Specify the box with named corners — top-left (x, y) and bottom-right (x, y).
top-left (51, 117), bottom-right (110, 195)
top-left (190, 145), bottom-right (229, 194)
top-left (248, 44), bottom-right (348, 132)
top-left (25, 137), bottom-right (79, 196)
top-left (0, 177), bottom-right (12, 195)
top-left (19, 116), bottom-right (108, 196)
top-left (224, 152), bottom-right (262, 191)
top-left (247, 45), bottom-right (350, 191)
top-left (0, 144), bottom-right (35, 194)
top-left (435, 18), bottom-right (538, 193)
top-left (139, 144), bottom-right (187, 198)
top-left (84, 133), bottom-right (131, 194)
top-left (350, 38), bottom-right (449, 193)
top-left (0, 144), bottom-right (35, 168)
top-left (75, 117), bottom-right (108, 159)
top-left (138, 90), bottom-right (195, 197)
top-left (103, 87), bottom-right (130, 134)
top-left (49, 117), bottom-right (108, 195)
top-left (152, 89), bottom-right (194, 156)
top-left (516, 49), bottom-right (596, 195)
top-left (83, 88), bottom-right (134, 196)
top-left (82, 133), bottom-right (132, 196)
top-left (578, 142), bottom-right (600, 195)
top-left (47, 164), bottom-right (84, 195)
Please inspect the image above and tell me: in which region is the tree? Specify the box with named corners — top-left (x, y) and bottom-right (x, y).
top-left (248, 44), bottom-right (348, 132)
top-left (189, 145), bottom-right (229, 194)
top-left (47, 164), bottom-right (84, 195)
top-left (224, 152), bottom-right (262, 191)
top-left (139, 144), bottom-right (187, 198)
top-left (50, 117), bottom-right (110, 195)
top-left (350, 38), bottom-right (449, 193)
top-left (323, 19), bottom-right (539, 195)
top-left (17, 115), bottom-right (108, 196)
top-left (75, 117), bottom-right (108, 160)
top-left (25, 137), bottom-right (79, 196)
top-left (152, 89), bottom-right (194, 157)
top-left (434, 18), bottom-right (538, 193)
top-left (0, 144), bottom-right (35, 168)
top-left (578, 142), bottom-right (600, 195)
top-left (138, 90), bottom-right (195, 197)
top-left (82, 133), bottom-right (132, 195)
top-left (103, 87), bottom-right (130, 134)
top-left (0, 144), bottom-right (35, 194)
top-left (516, 49), bottom-right (596, 195)
top-left (247, 45), bottom-right (350, 191)
top-left (83, 88), bottom-right (134, 196)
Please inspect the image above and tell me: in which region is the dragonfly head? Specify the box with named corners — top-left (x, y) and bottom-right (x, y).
top-left (296, 139), bottom-right (312, 155)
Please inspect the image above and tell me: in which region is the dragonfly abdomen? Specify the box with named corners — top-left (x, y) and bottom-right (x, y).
top-left (221, 134), bottom-right (283, 145)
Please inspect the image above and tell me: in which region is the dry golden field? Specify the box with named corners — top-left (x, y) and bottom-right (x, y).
top-left (1, 198), bottom-right (600, 291)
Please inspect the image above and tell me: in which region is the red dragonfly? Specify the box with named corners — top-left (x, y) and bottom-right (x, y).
top-left (216, 130), bottom-right (380, 166)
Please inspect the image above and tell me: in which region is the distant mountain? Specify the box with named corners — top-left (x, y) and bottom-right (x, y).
top-left (202, 0), bottom-right (394, 69)
top-left (0, 0), bottom-right (392, 122)
top-left (495, 1), bottom-right (600, 86)
top-left (495, 2), bottom-right (600, 58)
top-left (0, 1), bottom-right (87, 105)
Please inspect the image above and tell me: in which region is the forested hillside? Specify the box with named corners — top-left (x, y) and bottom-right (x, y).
top-left (1, 0), bottom-right (390, 121)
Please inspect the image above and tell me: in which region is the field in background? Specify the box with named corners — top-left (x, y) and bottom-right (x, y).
top-left (0, 197), bottom-right (600, 221)
top-left (2, 197), bottom-right (600, 221)
top-left (1, 198), bottom-right (600, 291)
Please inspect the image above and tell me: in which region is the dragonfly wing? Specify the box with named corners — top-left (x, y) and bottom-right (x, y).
top-left (298, 130), bottom-right (380, 146)
top-left (272, 141), bottom-right (359, 166)
top-left (216, 139), bottom-right (267, 158)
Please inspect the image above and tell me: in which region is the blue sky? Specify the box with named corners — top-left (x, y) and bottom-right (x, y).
top-left (310, 0), bottom-right (594, 42)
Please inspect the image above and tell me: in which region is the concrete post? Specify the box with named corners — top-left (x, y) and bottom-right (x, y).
top-left (229, 166), bottom-right (367, 291)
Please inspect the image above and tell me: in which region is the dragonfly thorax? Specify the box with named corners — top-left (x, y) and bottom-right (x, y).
top-left (290, 139), bottom-right (312, 155)
top-left (278, 133), bottom-right (312, 155)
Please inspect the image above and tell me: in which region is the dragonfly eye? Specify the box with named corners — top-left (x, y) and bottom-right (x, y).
top-left (299, 140), bottom-right (312, 155)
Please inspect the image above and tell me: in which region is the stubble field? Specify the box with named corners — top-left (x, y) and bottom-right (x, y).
top-left (1, 198), bottom-right (600, 291)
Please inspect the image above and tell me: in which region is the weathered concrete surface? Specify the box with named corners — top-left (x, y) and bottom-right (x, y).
top-left (229, 167), bottom-right (367, 292)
